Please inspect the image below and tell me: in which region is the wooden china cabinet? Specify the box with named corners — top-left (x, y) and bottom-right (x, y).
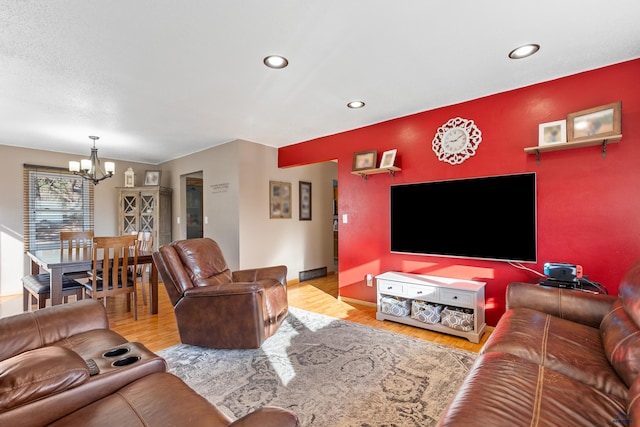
top-left (117, 186), bottom-right (172, 251)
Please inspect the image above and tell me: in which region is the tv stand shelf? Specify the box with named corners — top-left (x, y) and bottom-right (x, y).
top-left (375, 271), bottom-right (486, 343)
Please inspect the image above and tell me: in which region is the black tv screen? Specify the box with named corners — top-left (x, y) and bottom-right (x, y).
top-left (390, 173), bottom-right (536, 262)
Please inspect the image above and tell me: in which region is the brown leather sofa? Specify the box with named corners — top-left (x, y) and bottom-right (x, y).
top-left (0, 300), bottom-right (299, 427)
top-left (152, 238), bottom-right (289, 349)
top-left (437, 260), bottom-right (640, 426)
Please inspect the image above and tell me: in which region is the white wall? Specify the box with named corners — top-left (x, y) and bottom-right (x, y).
top-left (237, 141), bottom-right (336, 278)
top-left (161, 141), bottom-right (242, 268)
top-left (160, 140), bottom-right (337, 281)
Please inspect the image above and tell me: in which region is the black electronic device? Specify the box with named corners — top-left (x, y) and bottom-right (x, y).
top-left (390, 172), bottom-right (536, 262)
top-left (544, 262), bottom-right (583, 282)
top-left (539, 278), bottom-right (576, 289)
top-left (539, 277), bottom-right (608, 294)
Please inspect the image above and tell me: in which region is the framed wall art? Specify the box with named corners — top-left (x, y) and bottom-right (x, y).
top-left (144, 170), bottom-right (161, 186)
top-left (299, 181), bottom-right (312, 221)
top-left (567, 101), bottom-right (621, 142)
top-left (352, 150), bottom-right (377, 171)
top-left (538, 120), bottom-right (566, 146)
top-left (269, 181), bottom-right (292, 219)
top-left (379, 149), bottom-right (397, 168)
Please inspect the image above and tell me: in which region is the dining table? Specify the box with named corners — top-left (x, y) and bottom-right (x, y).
top-left (26, 247), bottom-right (159, 315)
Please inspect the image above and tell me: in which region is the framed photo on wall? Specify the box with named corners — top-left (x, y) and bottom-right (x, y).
top-left (567, 101), bottom-right (621, 142)
top-left (269, 181), bottom-right (292, 219)
top-left (538, 120), bottom-right (566, 146)
top-left (352, 150), bottom-right (377, 171)
top-left (379, 149), bottom-right (397, 168)
top-left (144, 170), bottom-right (161, 186)
top-left (299, 181), bottom-right (312, 221)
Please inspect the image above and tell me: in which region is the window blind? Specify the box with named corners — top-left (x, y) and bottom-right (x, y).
top-left (23, 164), bottom-right (94, 252)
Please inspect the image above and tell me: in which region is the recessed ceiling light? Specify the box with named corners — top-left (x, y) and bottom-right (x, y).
top-left (347, 101), bottom-right (365, 109)
top-left (508, 44), bottom-right (540, 59)
top-left (263, 55), bottom-right (289, 69)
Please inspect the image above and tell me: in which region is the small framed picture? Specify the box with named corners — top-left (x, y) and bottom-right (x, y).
top-left (567, 101), bottom-right (621, 142)
top-left (538, 120), bottom-right (566, 146)
top-left (269, 181), bottom-right (291, 219)
top-left (352, 150), bottom-right (377, 171)
top-left (299, 181), bottom-right (312, 221)
top-left (379, 149), bottom-right (397, 168)
top-left (144, 170), bottom-right (161, 186)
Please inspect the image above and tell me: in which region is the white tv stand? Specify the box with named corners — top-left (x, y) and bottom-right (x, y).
top-left (375, 272), bottom-right (486, 343)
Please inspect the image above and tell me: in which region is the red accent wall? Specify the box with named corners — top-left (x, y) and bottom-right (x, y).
top-left (279, 59), bottom-right (640, 325)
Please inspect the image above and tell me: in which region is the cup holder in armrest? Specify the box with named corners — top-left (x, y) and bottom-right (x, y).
top-left (111, 356), bottom-right (141, 367)
top-left (103, 347), bottom-right (130, 358)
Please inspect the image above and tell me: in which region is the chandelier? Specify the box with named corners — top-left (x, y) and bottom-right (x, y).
top-left (68, 136), bottom-right (115, 185)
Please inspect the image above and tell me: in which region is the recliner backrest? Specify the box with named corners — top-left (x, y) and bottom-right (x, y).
top-left (172, 238), bottom-right (233, 287)
top-left (154, 238), bottom-right (234, 306)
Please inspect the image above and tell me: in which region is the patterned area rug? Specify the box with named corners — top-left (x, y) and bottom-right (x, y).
top-left (158, 307), bottom-right (476, 427)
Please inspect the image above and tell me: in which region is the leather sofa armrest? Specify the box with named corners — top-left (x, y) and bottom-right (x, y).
top-left (0, 346), bottom-right (89, 412)
top-left (228, 407), bottom-right (300, 427)
top-left (183, 282), bottom-right (265, 298)
top-left (233, 265), bottom-right (287, 287)
top-left (506, 282), bottom-right (616, 328)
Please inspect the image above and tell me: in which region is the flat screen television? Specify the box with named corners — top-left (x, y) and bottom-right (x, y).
top-left (390, 172), bottom-right (536, 262)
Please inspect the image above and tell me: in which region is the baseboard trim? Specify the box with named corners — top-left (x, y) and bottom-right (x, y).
top-left (299, 266), bottom-right (328, 282)
top-left (338, 296), bottom-right (376, 308)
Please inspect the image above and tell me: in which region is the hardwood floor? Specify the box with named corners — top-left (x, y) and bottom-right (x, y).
top-left (4, 274), bottom-right (491, 353)
top-left (105, 274), bottom-right (491, 353)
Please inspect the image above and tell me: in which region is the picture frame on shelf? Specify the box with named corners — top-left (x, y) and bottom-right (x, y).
top-left (538, 120), bottom-right (566, 146)
top-left (379, 149), bottom-right (397, 168)
top-left (567, 101), bottom-right (621, 142)
top-left (299, 181), bottom-right (312, 221)
top-left (269, 181), bottom-right (292, 219)
top-left (144, 170), bottom-right (161, 186)
top-left (352, 150), bottom-right (377, 171)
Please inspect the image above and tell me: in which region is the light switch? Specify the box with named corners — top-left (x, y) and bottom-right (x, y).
top-left (176, 217), bottom-right (180, 224)
top-left (342, 214), bottom-right (348, 224)
top-left (204, 216), bottom-right (208, 225)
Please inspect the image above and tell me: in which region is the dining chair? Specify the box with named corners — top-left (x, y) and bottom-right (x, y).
top-left (22, 230), bottom-right (94, 311)
top-left (134, 231), bottom-right (153, 305)
top-left (22, 274), bottom-right (85, 312)
top-left (84, 235), bottom-right (138, 320)
top-left (60, 230), bottom-right (94, 281)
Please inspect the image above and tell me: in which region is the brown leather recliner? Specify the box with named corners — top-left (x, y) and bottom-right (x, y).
top-left (152, 238), bottom-right (289, 349)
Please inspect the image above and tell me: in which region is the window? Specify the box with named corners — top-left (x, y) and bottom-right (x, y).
top-left (23, 164), bottom-right (94, 251)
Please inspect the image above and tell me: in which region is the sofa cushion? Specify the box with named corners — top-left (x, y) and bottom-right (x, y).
top-left (0, 300), bottom-right (110, 362)
top-left (601, 300), bottom-right (640, 388)
top-left (437, 352), bottom-right (627, 427)
top-left (47, 372), bottom-right (233, 427)
top-left (481, 307), bottom-right (627, 399)
top-left (0, 346), bottom-right (89, 412)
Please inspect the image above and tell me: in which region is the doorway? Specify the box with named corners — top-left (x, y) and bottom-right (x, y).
top-left (333, 179), bottom-right (338, 273)
top-left (185, 175), bottom-right (203, 239)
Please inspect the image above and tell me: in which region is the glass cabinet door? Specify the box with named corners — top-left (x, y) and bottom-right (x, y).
top-left (140, 193), bottom-right (156, 233)
top-left (122, 193), bottom-right (138, 234)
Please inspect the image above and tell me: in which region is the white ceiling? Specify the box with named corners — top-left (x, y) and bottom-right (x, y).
top-left (1, 1), bottom-right (639, 165)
